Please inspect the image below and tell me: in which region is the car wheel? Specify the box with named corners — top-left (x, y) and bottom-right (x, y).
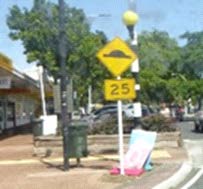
top-left (179, 115), bottom-right (183, 122)
top-left (194, 122), bottom-right (199, 132)
top-left (122, 111), bottom-right (127, 118)
top-left (200, 122), bottom-right (203, 133)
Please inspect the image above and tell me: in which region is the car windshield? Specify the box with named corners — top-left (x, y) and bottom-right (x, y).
top-left (93, 105), bottom-right (117, 115)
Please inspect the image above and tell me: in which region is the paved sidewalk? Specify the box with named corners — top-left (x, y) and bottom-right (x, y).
top-left (0, 134), bottom-right (188, 189)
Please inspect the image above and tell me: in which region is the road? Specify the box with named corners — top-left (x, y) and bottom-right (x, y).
top-left (190, 174), bottom-right (203, 189)
top-left (177, 121), bottom-right (203, 189)
top-left (178, 121), bottom-right (203, 140)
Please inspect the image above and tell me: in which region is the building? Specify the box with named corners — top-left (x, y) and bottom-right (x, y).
top-left (0, 54), bottom-right (51, 134)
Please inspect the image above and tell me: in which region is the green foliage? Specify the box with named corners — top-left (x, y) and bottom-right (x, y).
top-left (138, 30), bottom-right (203, 105)
top-left (141, 115), bottom-right (176, 132)
top-left (138, 30), bottom-right (181, 76)
top-left (140, 68), bottom-right (169, 104)
top-left (7, 1), bottom-right (93, 79)
top-left (88, 115), bottom-right (137, 135)
top-left (88, 115), bottom-right (177, 135)
top-left (7, 2), bottom-right (61, 77)
top-left (6, 1), bottom-right (109, 107)
top-left (69, 31), bottom-right (109, 106)
top-left (180, 31), bottom-right (203, 79)
top-left (6, 0), bottom-right (203, 108)
top-left (88, 116), bottom-right (118, 135)
top-left (137, 30), bottom-right (183, 104)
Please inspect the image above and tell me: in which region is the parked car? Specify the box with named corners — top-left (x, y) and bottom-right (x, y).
top-left (84, 103), bottom-right (156, 128)
top-left (123, 104), bottom-right (155, 118)
top-left (82, 104), bottom-right (117, 124)
top-left (194, 107), bottom-right (203, 132)
top-left (91, 104), bottom-right (117, 120)
top-left (92, 104), bottom-right (154, 120)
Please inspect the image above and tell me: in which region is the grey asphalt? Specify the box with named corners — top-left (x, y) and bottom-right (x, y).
top-left (178, 121), bottom-right (203, 140)
top-left (190, 174), bottom-right (203, 189)
top-left (174, 121), bottom-right (203, 189)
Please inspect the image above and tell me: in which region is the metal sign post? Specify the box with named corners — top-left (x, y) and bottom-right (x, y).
top-left (97, 37), bottom-right (137, 175)
top-left (117, 76), bottom-right (125, 175)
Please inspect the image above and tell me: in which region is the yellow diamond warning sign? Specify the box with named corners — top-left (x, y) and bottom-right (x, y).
top-left (97, 37), bottom-right (137, 77)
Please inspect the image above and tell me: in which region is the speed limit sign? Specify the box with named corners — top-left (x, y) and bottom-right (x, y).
top-left (104, 79), bottom-right (136, 101)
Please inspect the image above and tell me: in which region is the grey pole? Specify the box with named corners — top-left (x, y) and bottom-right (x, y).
top-left (58, 0), bottom-right (69, 171)
top-left (130, 31), bottom-right (142, 129)
top-left (127, 1), bottom-right (142, 129)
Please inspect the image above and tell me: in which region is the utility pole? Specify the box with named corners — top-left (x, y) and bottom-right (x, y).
top-left (58, 0), bottom-right (69, 171)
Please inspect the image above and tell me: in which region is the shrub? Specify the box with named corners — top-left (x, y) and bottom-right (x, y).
top-left (88, 116), bottom-right (135, 135)
top-left (87, 114), bottom-right (177, 135)
top-left (141, 114), bottom-right (177, 132)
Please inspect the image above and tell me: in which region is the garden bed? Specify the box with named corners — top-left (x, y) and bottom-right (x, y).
top-left (33, 131), bottom-right (182, 157)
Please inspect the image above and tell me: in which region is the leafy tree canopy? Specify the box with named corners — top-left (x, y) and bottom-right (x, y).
top-left (7, 0), bottom-right (91, 80)
top-left (6, 1), bottom-right (203, 107)
top-left (138, 30), bottom-right (181, 77)
top-left (137, 30), bottom-right (182, 104)
top-left (6, 0), bottom-right (109, 107)
top-left (180, 31), bottom-right (203, 79)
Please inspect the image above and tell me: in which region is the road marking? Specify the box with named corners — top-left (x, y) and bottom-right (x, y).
top-left (0, 157), bottom-right (100, 165)
top-left (0, 150), bottom-right (171, 165)
top-left (0, 159), bottom-right (40, 165)
top-left (181, 168), bottom-right (203, 189)
top-left (27, 169), bottom-right (106, 178)
top-left (151, 150), bottom-right (171, 158)
top-left (152, 163), bottom-right (193, 189)
top-left (90, 150), bottom-right (171, 161)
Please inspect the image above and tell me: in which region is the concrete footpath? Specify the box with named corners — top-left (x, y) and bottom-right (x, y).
top-left (0, 134), bottom-right (189, 189)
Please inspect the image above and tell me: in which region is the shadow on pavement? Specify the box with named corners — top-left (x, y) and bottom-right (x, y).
top-left (39, 157), bottom-right (115, 172)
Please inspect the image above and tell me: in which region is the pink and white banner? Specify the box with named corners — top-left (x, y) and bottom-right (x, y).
top-left (125, 129), bottom-right (157, 170)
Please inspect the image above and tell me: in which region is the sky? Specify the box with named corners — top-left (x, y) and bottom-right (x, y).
top-left (0, 0), bottom-right (203, 71)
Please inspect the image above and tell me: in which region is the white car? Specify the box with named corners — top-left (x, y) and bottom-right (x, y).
top-left (122, 104), bottom-right (153, 118)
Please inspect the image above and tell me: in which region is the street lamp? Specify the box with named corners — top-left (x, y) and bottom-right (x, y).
top-left (122, 10), bottom-right (142, 129)
top-left (122, 10), bottom-right (139, 40)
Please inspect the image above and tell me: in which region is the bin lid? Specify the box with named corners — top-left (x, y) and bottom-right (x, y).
top-left (32, 118), bottom-right (43, 123)
top-left (70, 120), bottom-right (88, 127)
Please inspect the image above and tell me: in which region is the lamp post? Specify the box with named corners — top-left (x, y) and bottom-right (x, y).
top-left (122, 10), bottom-right (142, 129)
